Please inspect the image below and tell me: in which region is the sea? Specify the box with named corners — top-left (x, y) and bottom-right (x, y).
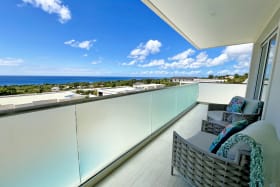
top-left (0, 76), bottom-right (154, 86)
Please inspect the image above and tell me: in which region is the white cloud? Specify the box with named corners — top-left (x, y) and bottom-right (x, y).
top-left (135, 48), bottom-right (227, 70)
top-left (139, 59), bottom-right (165, 68)
top-left (173, 70), bottom-right (201, 76)
top-left (205, 43), bottom-right (252, 69)
top-left (83, 54), bottom-right (88, 57)
top-left (132, 70), bottom-right (169, 75)
top-left (224, 43), bottom-right (253, 66)
top-left (91, 58), bottom-right (102, 65)
top-left (207, 70), bottom-right (214, 75)
top-left (162, 49), bottom-right (195, 69)
top-left (127, 40), bottom-right (162, 63)
top-left (121, 60), bottom-right (137, 66)
top-left (163, 59), bottom-right (194, 69)
top-left (233, 69), bottom-right (248, 75)
top-left (168, 49), bottom-right (195, 61)
top-left (217, 69), bottom-right (231, 75)
top-left (123, 43), bottom-right (253, 76)
top-left (132, 70), bottom-right (200, 76)
top-left (189, 52), bottom-right (209, 68)
top-left (22, 0), bottom-right (71, 23)
top-left (64, 39), bottom-right (75, 45)
top-left (224, 43), bottom-right (253, 57)
top-left (217, 69), bottom-right (248, 75)
top-left (79, 41), bottom-right (93, 50)
top-left (234, 61), bottom-right (249, 69)
top-left (64, 39), bottom-right (96, 50)
top-left (161, 43), bottom-right (253, 70)
top-left (206, 53), bottom-right (228, 67)
top-left (0, 58), bottom-right (24, 66)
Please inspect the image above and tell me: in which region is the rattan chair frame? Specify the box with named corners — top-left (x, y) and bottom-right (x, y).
top-left (171, 131), bottom-right (250, 187)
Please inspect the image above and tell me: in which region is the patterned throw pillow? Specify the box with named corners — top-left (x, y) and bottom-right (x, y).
top-left (209, 120), bottom-right (248, 153)
top-left (226, 96), bottom-right (246, 113)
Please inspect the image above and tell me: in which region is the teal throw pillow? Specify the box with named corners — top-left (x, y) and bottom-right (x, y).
top-left (226, 96), bottom-right (246, 113)
top-left (209, 120), bottom-right (248, 153)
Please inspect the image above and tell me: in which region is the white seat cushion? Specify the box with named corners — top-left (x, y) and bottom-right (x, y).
top-left (187, 131), bottom-right (217, 151)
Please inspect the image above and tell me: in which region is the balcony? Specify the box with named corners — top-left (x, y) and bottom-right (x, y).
top-left (95, 83), bottom-right (247, 187)
top-left (0, 82), bottom-right (248, 187)
top-left (1, 0), bottom-right (279, 186)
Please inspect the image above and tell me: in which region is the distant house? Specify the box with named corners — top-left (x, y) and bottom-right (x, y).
top-left (133, 83), bottom-right (165, 90)
top-left (193, 78), bottom-right (225, 83)
top-left (51, 87), bottom-right (60, 92)
top-left (171, 77), bottom-right (225, 84)
top-left (171, 77), bottom-right (197, 83)
top-left (96, 86), bottom-right (137, 96)
top-left (225, 75), bottom-right (234, 79)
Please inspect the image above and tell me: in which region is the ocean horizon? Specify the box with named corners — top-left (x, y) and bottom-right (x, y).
top-left (0, 75), bottom-right (162, 86)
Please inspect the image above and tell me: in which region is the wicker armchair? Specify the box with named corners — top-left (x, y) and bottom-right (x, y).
top-left (201, 119), bottom-right (225, 135)
top-left (171, 123), bottom-right (251, 187)
top-left (207, 97), bottom-right (264, 128)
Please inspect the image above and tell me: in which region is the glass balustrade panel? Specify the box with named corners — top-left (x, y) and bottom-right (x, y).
top-left (0, 106), bottom-right (80, 187)
top-left (76, 93), bottom-right (152, 182)
top-left (151, 88), bottom-right (177, 132)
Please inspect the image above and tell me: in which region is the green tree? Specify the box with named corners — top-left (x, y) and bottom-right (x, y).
top-left (208, 74), bottom-right (214, 79)
top-left (234, 74), bottom-right (240, 79)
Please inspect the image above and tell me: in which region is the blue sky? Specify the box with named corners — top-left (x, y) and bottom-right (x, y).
top-left (0, 0), bottom-right (252, 77)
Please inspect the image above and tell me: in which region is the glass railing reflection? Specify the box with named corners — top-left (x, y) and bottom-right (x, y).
top-left (0, 84), bottom-right (198, 186)
top-left (76, 84), bottom-right (198, 183)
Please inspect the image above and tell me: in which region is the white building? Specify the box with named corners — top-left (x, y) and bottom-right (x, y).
top-left (171, 77), bottom-right (196, 83)
top-left (96, 86), bottom-right (137, 96)
top-left (133, 83), bottom-right (165, 90)
top-left (172, 77), bottom-right (225, 84)
top-left (0, 91), bottom-right (84, 108)
top-left (193, 79), bottom-right (225, 83)
top-left (51, 87), bottom-right (60, 92)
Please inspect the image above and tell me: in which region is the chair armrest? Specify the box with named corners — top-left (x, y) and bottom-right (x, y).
top-left (208, 103), bottom-right (227, 111)
top-left (238, 150), bottom-right (251, 166)
top-left (223, 112), bottom-right (259, 124)
top-left (201, 120), bottom-right (227, 135)
top-left (223, 111), bottom-right (241, 121)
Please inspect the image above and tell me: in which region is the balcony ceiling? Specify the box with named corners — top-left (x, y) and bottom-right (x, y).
top-left (142, 0), bottom-right (280, 49)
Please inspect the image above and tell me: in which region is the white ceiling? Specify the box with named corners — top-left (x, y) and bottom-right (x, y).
top-left (142, 0), bottom-right (280, 49)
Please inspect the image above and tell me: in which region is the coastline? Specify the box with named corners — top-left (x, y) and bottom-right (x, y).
top-left (0, 76), bottom-right (160, 86)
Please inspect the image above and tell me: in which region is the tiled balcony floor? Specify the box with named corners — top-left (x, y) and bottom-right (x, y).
top-left (96, 104), bottom-right (208, 187)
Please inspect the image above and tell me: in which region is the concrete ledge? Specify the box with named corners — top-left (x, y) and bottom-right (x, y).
top-left (0, 84), bottom-right (198, 117)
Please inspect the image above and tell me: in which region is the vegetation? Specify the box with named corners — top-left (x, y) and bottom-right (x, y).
top-left (0, 74), bottom-right (249, 96)
top-left (207, 73), bottom-right (248, 84)
top-left (76, 89), bottom-right (97, 96)
top-left (0, 84), bottom-right (53, 96)
top-left (0, 78), bottom-right (178, 96)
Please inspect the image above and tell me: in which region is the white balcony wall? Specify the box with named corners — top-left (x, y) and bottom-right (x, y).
top-left (198, 83), bottom-right (247, 104)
